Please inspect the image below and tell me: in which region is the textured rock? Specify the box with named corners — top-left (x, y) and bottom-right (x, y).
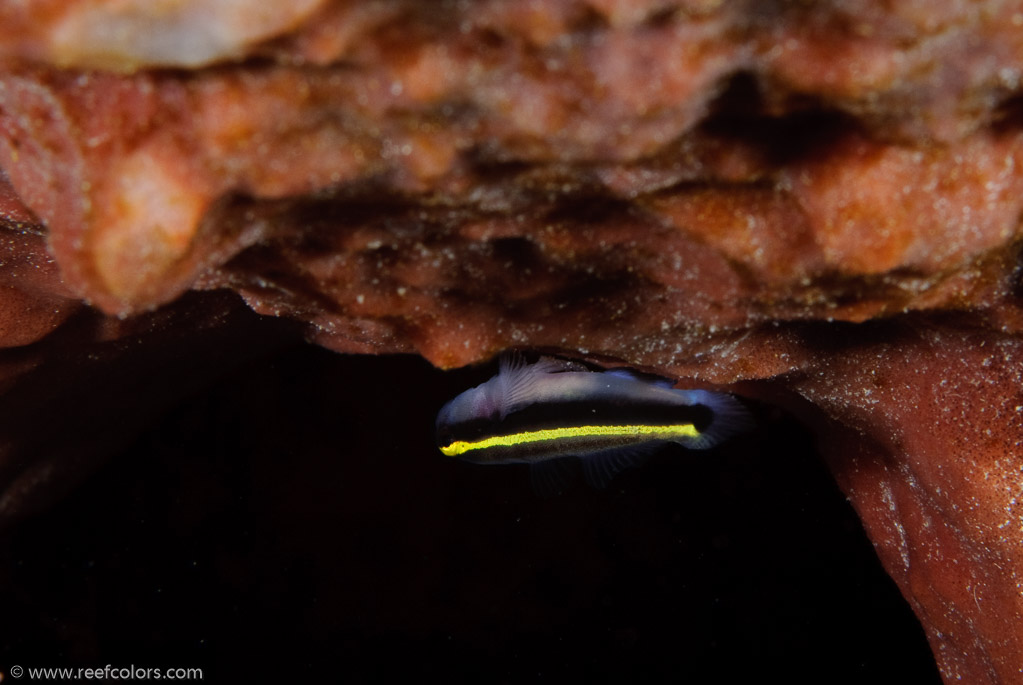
top-left (0, 2), bottom-right (1022, 681)
top-left (793, 321), bottom-right (1023, 683)
top-left (0, 0), bottom-right (328, 69)
top-left (0, 172), bottom-right (78, 348)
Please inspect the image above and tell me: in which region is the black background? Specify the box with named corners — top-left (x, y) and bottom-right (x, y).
top-left (0, 344), bottom-right (940, 683)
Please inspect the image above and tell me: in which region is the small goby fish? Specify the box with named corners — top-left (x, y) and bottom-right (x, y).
top-left (436, 355), bottom-right (750, 493)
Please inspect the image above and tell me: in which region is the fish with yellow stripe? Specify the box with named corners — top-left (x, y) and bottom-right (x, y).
top-left (436, 355), bottom-right (750, 493)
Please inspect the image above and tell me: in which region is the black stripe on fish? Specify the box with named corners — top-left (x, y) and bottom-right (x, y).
top-left (435, 354), bottom-right (750, 491)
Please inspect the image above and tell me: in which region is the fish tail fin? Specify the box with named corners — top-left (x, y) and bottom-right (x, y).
top-left (684, 391), bottom-right (752, 449)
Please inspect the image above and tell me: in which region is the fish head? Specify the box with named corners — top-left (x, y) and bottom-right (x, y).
top-left (435, 379), bottom-right (504, 455)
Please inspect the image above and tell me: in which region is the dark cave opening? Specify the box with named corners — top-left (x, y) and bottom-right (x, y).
top-left (0, 347), bottom-right (939, 683)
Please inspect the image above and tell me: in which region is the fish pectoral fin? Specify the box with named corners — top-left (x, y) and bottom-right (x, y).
top-left (497, 353), bottom-right (570, 417)
top-left (529, 457), bottom-right (578, 498)
top-left (580, 444), bottom-right (661, 490)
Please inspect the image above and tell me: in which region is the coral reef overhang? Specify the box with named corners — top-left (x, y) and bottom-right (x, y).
top-left (1, 1), bottom-right (1023, 681)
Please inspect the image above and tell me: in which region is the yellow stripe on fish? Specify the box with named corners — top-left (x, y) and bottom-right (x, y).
top-left (440, 423), bottom-right (700, 457)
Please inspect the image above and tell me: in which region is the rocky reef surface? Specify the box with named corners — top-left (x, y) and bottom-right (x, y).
top-left (0, 2), bottom-right (1022, 680)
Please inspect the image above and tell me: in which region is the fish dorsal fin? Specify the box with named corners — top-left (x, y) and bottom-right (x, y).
top-left (580, 444), bottom-right (661, 490)
top-left (602, 367), bottom-right (676, 389)
top-left (496, 354), bottom-right (571, 417)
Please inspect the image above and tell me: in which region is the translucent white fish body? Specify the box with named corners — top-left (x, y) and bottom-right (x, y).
top-left (436, 355), bottom-right (750, 492)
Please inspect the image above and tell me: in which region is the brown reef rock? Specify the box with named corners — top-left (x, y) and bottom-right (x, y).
top-left (1, 1), bottom-right (1022, 681)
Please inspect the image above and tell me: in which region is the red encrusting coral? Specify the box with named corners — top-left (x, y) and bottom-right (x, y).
top-left (793, 322), bottom-right (1023, 682)
top-left (0, 2), bottom-right (1021, 681)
